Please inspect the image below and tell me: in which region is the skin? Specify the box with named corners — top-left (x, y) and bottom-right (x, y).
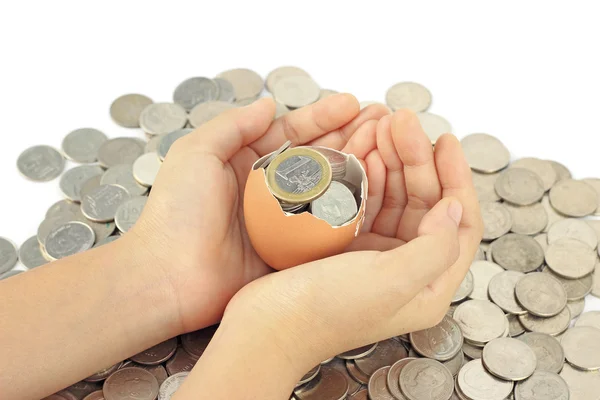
top-left (0, 94), bottom-right (482, 400)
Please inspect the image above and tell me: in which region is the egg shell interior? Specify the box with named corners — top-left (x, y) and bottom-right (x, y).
top-left (243, 147), bottom-right (368, 270)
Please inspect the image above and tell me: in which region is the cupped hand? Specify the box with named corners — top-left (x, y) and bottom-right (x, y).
top-left (130, 94), bottom-right (391, 333)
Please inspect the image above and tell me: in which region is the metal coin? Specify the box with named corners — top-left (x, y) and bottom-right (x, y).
top-left (173, 77), bottom-right (219, 111)
top-left (548, 160), bottom-right (572, 182)
top-left (560, 363), bottom-right (600, 400)
top-left (157, 128), bottom-right (193, 161)
top-left (495, 168), bottom-right (545, 206)
top-left (311, 181), bottom-right (358, 226)
top-left (60, 165), bottom-right (105, 202)
top-left (480, 202), bottom-right (512, 240)
top-left (139, 103), bottom-right (188, 136)
top-left (460, 134), bottom-right (510, 174)
top-left (81, 184), bottom-right (130, 223)
top-left (514, 370), bottom-right (569, 400)
top-left (515, 272), bottom-right (567, 317)
top-left (568, 298), bottom-right (585, 318)
top-left (19, 236), bottom-right (48, 269)
top-left (348, 389), bottom-right (368, 400)
top-left (409, 315), bottom-right (463, 361)
top-left (131, 337), bottom-right (177, 366)
top-left (188, 100), bottom-right (236, 128)
top-left (17, 145), bottom-right (65, 181)
top-left (61, 128), bottom-right (108, 163)
top-left (337, 342), bottom-right (378, 360)
top-left (517, 332), bottom-right (564, 374)
top-left (454, 300), bottom-right (506, 344)
top-left (490, 233), bottom-right (544, 273)
top-left (145, 134), bottom-right (164, 154)
top-left (180, 324), bottom-right (218, 360)
top-left (101, 164), bottom-right (148, 196)
top-left (442, 351), bottom-right (464, 377)
top-left (216, 68), bottom-right (264, 102)
top-left (549, 179), bottom-right (598, 217)
top-left (38, 214), bottom-right (78, 247)
top-left (0, 270), bottom-right (23, 281)
top-left (273, 75), bottom-right (320, 109)
top-left (518, 307), bottom-right (571, 336)
top-left (81, 390), bottom-right (105, 400)
top-left (93, 235), bottom-right (120, 248)
top-left (593, 261), bottom-right (600, 298)
top-left (64, 380), bottom-right (102, 399)
top-left (45, 221), bottom-right (95, 260)
top-left (133, 152), bottom-right (161, 187)
top-left (103, 367), bottom-right (158, 400)
top-left (294, 366), bottom-right (349, 400)
top-left (354, 339), bottom-right (408, 377)
top-left (387, 358), bottom-right (415, 399)
top-left (213, 78), bottom-right (235, 103)
top-left (508, 314), bottom-right (526, 337)
top-left (583, 178), bottom-right (600, 216)
top-left (399, 358), bottom-right (454, 400)
top-left (561, 326), bottom-right (600, 371)
top-left (80, 175), bottom-right (103, 200)
top-left (275, 101), bottom-right (290, 118)
top-left (256, 140), bottom-right (293, 170)
top-left (542, 195), bottom-right (566, 233)
top-left (505, 202), bottom-right (548, 235)
top-left (46, 199), bottom-right (80, 219)
top-left (385, 82), bottom-right (432, 112)
top-left (74, 209), bottom-right (116, 245)
top-left (127, 363), bottom-right (168, 387)
top-left (97, 138), bottom-right (145, 169)
top-left (110, 94), bottom-right (153, 128)
top-left (545, 238), bottom-right (597, 279)
top-left (325, 358), bottom-right (362, 396)
top-left (367, 366), bottom-right (394, 400)
top-left (534, 233), bottom-right (548, 254)
top-left (542, 267), bottom-right (592, 301)
top-left (510, 158), bottom-right (557, 192)
top-left (85, 362), bottom-right (122, 383)
top-left (416, 112), bottom-right (451, 144)
top-left (474, 246), bottom-right (486, 261)
top-left (165, 347), bottom-right (196, 375)
top-left (575, 311), bottom-right (600, 329)
top-left (452, 269), bottom-right (474, 303)
top-left (266, 66), bottom-right (311, 93)
top-left (310, 147), bottom-right (348, 180)
top-left (461, 341), bottom-right (483, 360)
top-left (468, 260), bottom-right (504, 301)
top-left (0, 237), bottom-right (18, 275)
top-left (548, 218), bottom-right (597, 249)
top-left (457, 359), bottom-right (514, 400)
top-left (488, 270), bottom-right (527, 315)
top-left (345, 360), bottom-right (369, 385)
top-left (482, 337), bottom-right (536, 381)
top-left (296, 365), bottom-right (321, 387)
top-left (157, 371), bottom-right (188, 400)
top-left (472, 171), bottom-right (501, 202)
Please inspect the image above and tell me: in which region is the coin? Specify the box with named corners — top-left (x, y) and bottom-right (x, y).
top-left (297, 365), bottom-right (321, 387)
top-left (139, 103), bottom-right (188, 136)
top-left (275, 101), bottom-right (290, 118)
top-left (311, 181), bottom-right (358, 226)
top-left (545, 238), bottom-right (597, 279)
top-left (549, 179), bottom-right (598, 217)
top-left (542, 195), bottom-right (566, 233)
top-left (82, 390), bottom-right (105, 400)
top-left (482, 337), bottom-right (536, 381)
top-left (472, 171), bottom-right (501, 202)
top-left (548, 218), bottom-right (598, 249)
top-left (387, 358), bottom-right (415, 399)
top-left (367, 366), bottom-right (395, 400)
top-left (180, 324), bottom-right (218, 360)
top-left (354, 339), bottom-right (408, 377)
top-left (60, 165), bottom-right (105, 202)
top-left (266, 66), bottom-right (311, 93)
top-left (518, 307), bottom-right (571, 336)
top-left (188, 101), bottom-right (236, 128)
top-left (510, 158), bottom-right (557, 192)
top-left (17, 145), bottom-right (65, 181)
top-left (97, 138), bottom-right (145, 169)
top-left (19, 235), bottom-right (48, 269)
top-left (85, 362), bottom-right (122, 382)
top-left (157, 371), bottom-right (188, 400)
top-left (110, 94), bottom-right (153, 128)
top-left (80, 175), bottom-right (103, 200)
top-left (460, 134), bottom-right (510, 174)
top-left (145, 134), bottom-right (164, 154)
top-left (173, 77), bottom-right (219, 111)
top-left (416, 112), bottom-right (452, 144)
top-left (515, 272), bottom-right (567, 317)
top-left (468, 261), bottom-right (504, 301)
top-left (345, 360), bottom-right (369, 385)
top-left (337, 342), bottom-right (378, 360)
top-left (568, 298), bottom-right (585, 318)
top-left (256, 140), bottom-right (293, 170)
top-left (325, 358), bottom-right (362, 396)
top-left (409, 315), bottom-right (463, 361)
top-left (385, 82), bottom-right (432, 113)
top-left (517, 332), bottom-right (564, 374)
top-left (212, 78), bottom-right (236, 103)
top-left (593, 262), bottom-right (600, 298)
top-left (0, 237), bottom-right (18, 275)
top-left (45, 221), bottom-right (95, 260)
top-left (561, 326), bottom-right (600, 370)
top-left (399, 358), bottom-right (454, 400)
top-left (488, 270), bottom-right (527, 315)
top-left (453, 300), bottom-right (506, 344)
top-left (60, 128), bottom-right (108, 164)
top-left (495, 168), bottom-right (545, 206)
top-left (63, 380), bottom-right (102, 399)
top-left (157, 128), bottom-right (193, 161)
top-left (81, 184), bottom-right (130, 223)
top-left (575, 311), bottom-right (600, 329)
top-left (442, 351), bottom-right (464, 377)
top-left (103, 367), bottom-right (159, 400)
top-left (132, 153), bottom-right (161, 188)
top-left (46, 199), bottom-right (80, 219)
top-left (542, 268), bottom-right (592, 301)
top-left (101, 164), bottom-right (148, 196)
top-left (310, 147), bottom-right (348, 180)
top-left (273, 76), bottom-right (320, 109)
top-left (216, 68), bottom-right (263, 102)
top-left (508, 314), bottom-right (526, 337)
top-left (0, 270), bottom-right (23, 280)
top-left (457, 359), bottom-right (514, 400)
top-left (514, 370), bottom-right (569, 400)
top-left (490, 234), bottom-right (544, 273)
top-left (452, 269), bottom-right (474, 303)
top-left (320, 89), bottom-right (338, 99)
top-left (583, 178), bottom-right (600, 216)
top-left (505, 202), bottom-right (548, 235)
top-left (294, 366), bottom-right (349, 400)
top-left (560, 363), bottom-right (600, 400)
top-left (480, 202), bottom-right (512, 240)
top-left (165, 347), bottom-right (196, 375)
top-left (131, 337), bottom-right (177, 366)
top-left (93, 235), bottom-right (120, 248)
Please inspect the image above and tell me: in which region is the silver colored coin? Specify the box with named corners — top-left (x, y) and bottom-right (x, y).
top-left (410, 315), bottom-right (463, 361)
top-left (549, 179), bottom-right (598, 217)
top-left (545, 238), bottom-right (597, 279)
top-left (399, 359), bottom-right (454, 400)
top-left (74, 209), bottom-right (115, 244)
top-left (256, 140), bottom-right (293, 170)
top-left (461, 134), bottom-right (510, 174)
top-left (561, 327), bottom-right (600, 371)
top-left (510, 158), bottom-right (557, 192)
top-left (354, 339), bottom-right (408, 377)
top-left (188, 101), bottom-right (236, 128)
top-left (275, 101), bottom-right (290, 118)
top-left (320, 89), bottom-right (338, 99)
top-left (514, 370), bottom-right (569, 400)
top-left (468, 260), bottom-right (504, 301)
top-left (490, 233), bottom-right (544, 273)
top-left (518, 307), bottom-right (571, 336)
top-left (453, 300), bottom-right (506, 343)
top-left (474, 246), bottom-right (486, 261)
top-left (38, 214), bottom-right (78, 247)
top-left (139, 103), bottom-right (188, 136)
top-left (387, 358), bottom-right (414, 399)
top-left (462, 341), bottom-right (483, 360)
top-left (416, 112), bottom-right (451, 144)
top-left (575, 311), bottom-right (600, 330)
top-left (79, 175), bottom-right (103, 200)
top-left (115, 196), bottom-right (148, 233)
top-left (548, 218), bottom-right (598, 250)
top-left (93, 235), bottom-right (120, 248)
top-left (266, 66), bottom-right (311, 93)
top-left (505, 202), bottom-right (548, 235)
top-left (517, 332), bottom-right (564, 374)
top-left (457, 359), bottom-right (514, 400)
top-left (452, 269), bottom-right (474, 303)
top-left (442, 350), bottom-right (464, 377)
top-left (515, 272), bottom-right (567, 317)
top-left (273, 76), bottom-right (320, 109)
top-left (81, 184), bottom-right (130, 223)
top-left (294, 366), bottom-right (349, 400)
top-left (593, 261), bottom-right (600, 298)
top-left (480, 202), bottom-right (512, 241)
top-left (101, 164), bottom-right (148, 196)
top-left (336, 342), bottom-right (378, 360)
top-left (311, 181), bottom-right (358, 226)
top-left (586, 220), bottom-right (600, 250)
top-left (367, 366), bottom-right (394, 400)
top-left (345, 360), bottom-right (369, 385)
top-left (97, 138), bottom-right (145, 169)
top-left (19, 236), bottom-right (48, 269)
top-left (542, 195), bottom-right (566, 233)
top-left (158, 371), bottom-right (188, 400)
top-left (488, 270), bottom-right (527, 315)
top-left (542, 267), bottom-right (592, 301)
top-left (482, 337), bottom-right (537, 381)
top-left (0, 237), bottom-right (18, 275)
top-left (133, 152), bottom-right (161, 187)
top-left (45, 221), bottom-right (95, 261)
top-left (534, 233), bottom-right (548, 254)
top-left (213, 78), bottom-right (236, 103)
top-left (508, 314), bottom-right (526, 337)
top-left (348, 389), bottom-right (368, 400)
top-left (495, 168), bottom-right (545, 206)
top-left (61, 128), bottom-right (108, 164)
top-left (216, 68), bottom-right (264, 102)
top-left (567, 298), bottom-right (585, 318)
top-left (583, 178), bottom-right (600, 216)
top-left (59, 165), bottom-right (105, 202)
top-left (325, 358), bottom-right (362, 396)
top-left (472, 171), bottom-right (501, 202)
top-left (110, 94), bottom-right (153, 128)
top-left (157, 128), bottom-right (193, 161)
top-left (560, 363), bottom-right (600, 400)
top-left (0, 270), bottom-right (23, 281)
top-left (296, 365), bottom-right (321, 388)
top-left (17, 145), bottom-right (65, 182)
top-left (46, 199), bottom-right (80, 219)
top-left (548, 160), bottom-right (572, 182)
top-left (145, 134), bottom-right (165, 154)
top-left (173, 77), bottom-right (219, 111)
top-left (385, 82), bottom-right (432, 113)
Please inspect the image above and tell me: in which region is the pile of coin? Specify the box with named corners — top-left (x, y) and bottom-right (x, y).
top-left (2, 67), bottom-right (600, 400)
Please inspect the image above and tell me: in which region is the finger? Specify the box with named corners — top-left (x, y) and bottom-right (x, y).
top-left (249, 93), bottom-right (359, 155)
top-left (393, 110), bottom-right (442, 241)
top-left (346, 233), bottom-right (404, 252)
top-left (341, 119), bottom-right (378, 159)
top-left (360, 149), bottom-right (386, 232)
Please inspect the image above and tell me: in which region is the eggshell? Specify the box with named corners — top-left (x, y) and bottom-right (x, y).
top-left (243, 147), bottom-right (367, 270)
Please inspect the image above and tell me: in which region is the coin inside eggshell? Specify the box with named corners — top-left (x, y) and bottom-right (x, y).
top-left (243, 146), bottom-right (367, 270)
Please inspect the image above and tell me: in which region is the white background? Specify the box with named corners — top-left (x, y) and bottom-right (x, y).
top-left (1, 1), bottom-right (599, 309)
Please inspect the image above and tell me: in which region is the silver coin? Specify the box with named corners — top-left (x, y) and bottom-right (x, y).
top-left (517, 332), bottom-right (564, 374)
top-left (115, 196), bottom-right (148, 233)
top-left (81, 184), bottom-right (130, 223)
top-left (275, 101), bottom-right (290, 118)
top-left (18, 236), bottom-right (48, 269)
top-left (145, 134), bottom-right (165, 154)
top-left (575, 311), bottom-right (600, 329)
top-left (158, 371), bottom-right (188, 400)
top-left (45, 221), bottom-right (95, 260)
top-left (442, 350), bottom-right (464, 377)
top-left (548, 160), bottom-right (572, 181)
top-left (514, 370), bottom-right (569, 400)
top-left (410, 315), bottom-right (463, 361)
top-left (133, 152), bottom-right (161, 187)
top-left (297, 365), bottom-right (321, 388)
top-left (586, 220), bottom-right (600, 249)
top-left (416, 112), bottom-right (451, 144)
top-left (487, 270), bottom-right (527, 315)
top-left (457, 359), bottom-right (514, 400)
top-left (453, 269), bottom-right (474, 303)
top-left (188, 101), bottom-right (236, 128)
top-left (583, 178), bottom-right (600, 216)
top-left (0, 269), bottom-right (23, 281)
top-left (139, 103), bottom-right (188, 136)
top-left (561, 327), bottom-right (600, 371)
top-left (266, 66), bottom-right (311, 93)
top-left (593, 261), bottom-right (600, 298)
top-left (336, 342), bottom-right (379, 360)
top-left (461, 341), bottom-right (482, 360)
top-left (480, 202), bottom-right (512, 241)
top-left (325, 358), bottom-right (362, 396)
top-left (173, 77), bottom-right (219, 111)
top-left (472, 171), bottom-right (501, 202)
top-left (294, 366), bottom-right (349, 400)
top-left (273, 76), bottom-right (320, 109)
top-left (61, 128), bottom-right (108, 163)
top-left (256, 140), bottom-right (293, 170)
top-left (213, 78), bottom-right (236, 103)
top-left (354, 339), bottom-right (408, 376)
top-left (110, 94), bottom-right (153, 128)
top-left (59, 165), bottom-right (104, 202)
top-left (461, 134), bottom-right (510, 174)
top-left (157, 128), bottom-right (193, 161)
top-left (518, 307), bottom-right (571, 336)
top-left (46, 199), bottom-right (80, 219)
top-left (468, 260), bottom-right (504, 301)
top-left (545, 238), bottom-right (597, 279)
top-left (567, 298), bottom-right (585, 318)
top-left (0, 237), bottom-right (18, 275)
top-left (101, 164), bottom-right (148, 196)
top-left (216, 68), bottom-right (264, 102)
top-left (345, 360), bottom-right (369, 385)
top-left (311, 181), bottom-right (357, 226)
top-left (38, 213), bottom-right (79, 247)
top-left (549, 179), bottom-right (598, 217)
top-left (560, 363), bottom-right (600, 400)
top-left (453, 300), bottom-right (506, 343)
top-left (505, 202), bottom-right (548, 235)
top-left (542, 267), bottom-right (592, 301)
top-left (482, 337), bottom-right (536, 381)
top-left (97, 138), bottom-right (145, 169)
top-left (534, 233), bottom-right (548, 254)
top-left (547, 218), bottom-right (598, 250)
top-left (510, 158), bottom-right (557, 192)
top-left (387, 358), bottom-right (414, 399)
top-left (367, 366), bottom-right (394, 400)
top-left (474, 246), bottom-right (486, 261)
top-left (320, 89), bottom-right (338, 99)
top-left (490, 233), bottom-right (544, 273)
top-left (93, 235), bottom-right (120, 248)
top-left (73, 209), bottom-right (115, 244)
top-left (17, 145), bottom-right (65, 182)
top-left (495, 168), bottom-right (545, 206)
top-left (515, 272), bottom-right (567, 317)
top-left (508, 314), bottom-right (526, 337)
top-left (542, 195), bottom-right (566, 233)
top-left (385, 82), bottom-right (432, 113)
top-left (399, 359), bottom-right (454, 400)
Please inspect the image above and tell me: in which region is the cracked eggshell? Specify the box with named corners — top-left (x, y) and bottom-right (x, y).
top-left (243, 147), bottom-right (367, 270)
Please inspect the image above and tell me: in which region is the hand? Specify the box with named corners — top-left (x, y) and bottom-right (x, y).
top-left (130, 95), bottom-right (391, 333)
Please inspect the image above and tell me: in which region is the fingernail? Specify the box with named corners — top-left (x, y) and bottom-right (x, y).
top-left (447, 200), bottom-right (463, 226)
